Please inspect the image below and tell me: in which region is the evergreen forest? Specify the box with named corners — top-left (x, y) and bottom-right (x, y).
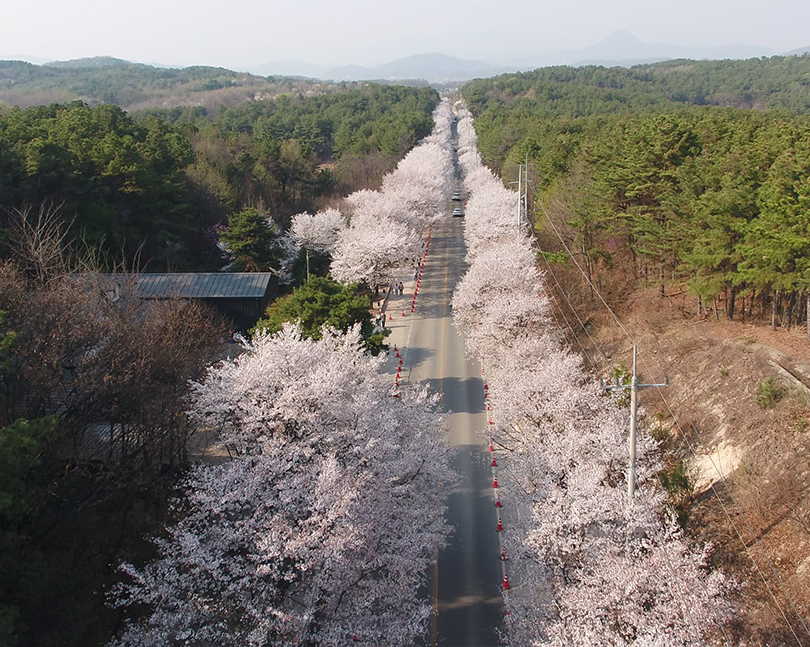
top-left (463, 55), bottom-right (810, 327)
top-left (0, 80), bottom-right (437, 269)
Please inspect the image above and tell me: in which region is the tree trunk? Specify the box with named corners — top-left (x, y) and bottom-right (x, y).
top-left (728, 286), bottom-right (736, 320)
top-left (583, 245), bottom-right (594, 303)
top-left (786, 291), bottom-right (797, 330)
top-left (772, 290), bottom-right (779, 331)
top-left (712, 296), bottom-right (719, 321)
top-left (697, 295), bottom-right (702, 317)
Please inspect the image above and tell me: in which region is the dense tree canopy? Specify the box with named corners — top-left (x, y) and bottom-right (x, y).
top-left (109, 325), bottom-right (455, 646)
top-left (253, 275), bottom-right (388, 352)
top-left (462, 56), bottom-right (810, 328)
top-left (0, 85), bottom-right (438, 271)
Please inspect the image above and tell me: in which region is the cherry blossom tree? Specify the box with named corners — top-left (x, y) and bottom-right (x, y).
top-left (330, 211), bottom-right (420, 288)
top-left (451, 108), bottom-right (737, 646)
top-left (109, 325), bottom-right (456, 646)
top-left (343, 189), bottom-right (420, 230)
top-left (290, 208), bottom-right (346, 256)
top-left (382, 141), bottom-right (454, 228)
top-left (331, 101), bottom-right (455, 288)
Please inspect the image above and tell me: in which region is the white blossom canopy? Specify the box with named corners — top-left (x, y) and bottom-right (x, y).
top-left (109, 325), bottom-right (456, 646)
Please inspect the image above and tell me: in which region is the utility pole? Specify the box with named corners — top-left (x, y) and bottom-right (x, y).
top-left (516, 162), bottom-right (522, 232)
top-left (602, 345), bottom-right (668, 500)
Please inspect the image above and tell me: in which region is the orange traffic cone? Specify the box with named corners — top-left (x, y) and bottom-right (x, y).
top-left (500, 550), bottom-right (507, 561)
top-left (488, 442), bottom-right (494, 452)
top-left (503, 574), bottom-right (510, 590)
top-left (491, 456), bottom-right (497, 467)
top-left (493, 476), bottom-right (499, 488)
top-left (497, 518), bottom-right (503, 532)
top-left (495, 499), bottom-right (502, 508)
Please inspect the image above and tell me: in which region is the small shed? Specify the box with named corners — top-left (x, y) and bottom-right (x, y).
top-left (125, 273), bottom-right (278, 331)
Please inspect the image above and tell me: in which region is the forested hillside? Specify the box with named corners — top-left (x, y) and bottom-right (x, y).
top-left (0, 84), bottom-right (437, 269)
top-left (0, 58), bottom-right (343, 111)
top-left (464, 55), bottom-right (810, 328)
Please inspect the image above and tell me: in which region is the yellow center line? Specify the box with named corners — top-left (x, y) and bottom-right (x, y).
top-left (433, 242), bottom-right (451, 647)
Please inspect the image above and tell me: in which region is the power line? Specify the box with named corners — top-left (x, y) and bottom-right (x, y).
top-left (537, 202), bottom-right (810, 643)
top-left (535, 251), bottom-right (601, 373)
top-left (535, 244), bottom-right (611, 367)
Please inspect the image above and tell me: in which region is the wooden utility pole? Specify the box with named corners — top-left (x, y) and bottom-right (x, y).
top-left (602, 345), bottom-right (668, 499)
top-left (516, 162), bottom-right (522, 232)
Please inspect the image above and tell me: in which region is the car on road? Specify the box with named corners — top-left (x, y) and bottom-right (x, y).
top-left (452, 207), bottom-right (464, 217)
top-left (451, 191), bottom-right (462, 201)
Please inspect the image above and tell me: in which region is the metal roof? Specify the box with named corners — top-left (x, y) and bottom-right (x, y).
top-left (131, 273), bottom-right (274, 299)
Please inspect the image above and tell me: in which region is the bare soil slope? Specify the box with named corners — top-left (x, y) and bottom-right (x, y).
top-left (569, 287), bottom-right (810, 645)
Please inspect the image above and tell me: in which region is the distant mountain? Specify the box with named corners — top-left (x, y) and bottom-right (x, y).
top-left (370, 53), bottom-right (509, 81)
top-left (250, 60), bottom-right (330, 78)
top-left (324, 64), bottom-right (377, 81)
top-left (506, 31), bottom-right (777, 70)
top-left (254, 53), bottom-right (510, 83)
top-left (785, 46), bottom-right (810, 56)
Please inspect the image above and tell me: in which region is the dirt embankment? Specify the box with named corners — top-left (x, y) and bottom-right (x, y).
top-left (567, 286), bottom-right (810, 645)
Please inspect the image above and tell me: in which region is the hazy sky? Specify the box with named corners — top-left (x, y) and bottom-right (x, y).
top-left (3, 0), bottom-right (809, 69)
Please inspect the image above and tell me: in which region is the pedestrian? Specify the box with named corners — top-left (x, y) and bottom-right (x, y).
top-left (413, 268), bottom-right (418, 280)
top-left (398, 281), bottom-right (404, 294)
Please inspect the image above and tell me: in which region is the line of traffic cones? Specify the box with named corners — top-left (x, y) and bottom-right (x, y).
top-left (402, 228), bottom-right (431, 319)
top-left (483, 361), bottom-right (511, 599)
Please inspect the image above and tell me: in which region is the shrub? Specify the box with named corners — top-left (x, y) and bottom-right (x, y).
top-left (756, 376), bottom-right (785, 409)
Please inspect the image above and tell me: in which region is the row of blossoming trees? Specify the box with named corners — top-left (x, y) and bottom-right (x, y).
top-left (108, 104), bottom-right (458, 645)
top-left (451, 108), bottom-right (738, 646)
top-left (292, 101), bottom-right (455, 288)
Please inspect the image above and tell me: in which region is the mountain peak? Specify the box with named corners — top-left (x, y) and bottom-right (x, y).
top-left (601, 30), bottom-right (643, 44)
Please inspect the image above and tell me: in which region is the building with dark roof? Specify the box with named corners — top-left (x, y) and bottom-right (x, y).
top-left (103, 273), bottom-right (278, 331)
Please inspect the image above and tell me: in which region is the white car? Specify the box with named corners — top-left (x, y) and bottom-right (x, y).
top-left (451, 192), bottom-right (462, 201)
top-left (452, 207), bottom-right (464, 217)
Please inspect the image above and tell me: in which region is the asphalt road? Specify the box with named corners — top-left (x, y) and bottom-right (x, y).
top-left (385, 215), bottom-right (505, 646)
